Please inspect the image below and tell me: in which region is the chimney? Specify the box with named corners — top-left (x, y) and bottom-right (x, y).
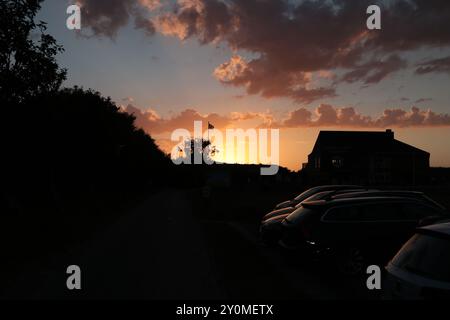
top-left (386, 129), bottom-right (394, 139)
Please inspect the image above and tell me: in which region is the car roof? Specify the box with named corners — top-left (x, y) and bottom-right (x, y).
top-left (294, 185), bottom-right (363, 200)
top-left (302, 196), bottom-right (424, 209)
top-left (310, 185), bottom-right (362, 190)
top-left (331, 191), bottom-right (446, 211)
top-left (333, 190), bottom-right (424, 199)
top-left (419, 222), bottom-right (450, 237)
top-left (304, 189), bottom-right (368, 201)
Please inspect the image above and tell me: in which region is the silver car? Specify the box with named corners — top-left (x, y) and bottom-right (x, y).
top-left (384, 222), bottom-right (450, 299)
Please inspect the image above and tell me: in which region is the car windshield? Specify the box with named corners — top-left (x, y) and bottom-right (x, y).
top-left (391, 233), bottom-right (450, 282)
top-left (285, 207), bottom-right (314, 224)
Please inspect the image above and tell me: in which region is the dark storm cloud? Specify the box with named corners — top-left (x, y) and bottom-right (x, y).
top-left (415, 56), bottom-right (450, 75)
top-left (153, 0), bottom-right (450, 102)
top-left (340, 55), bottom-right (407, 84)
top-left (415, 98), bottom-right (433, 104)
top-left (134, 11), bottom-right (156, 36)
top-left (77, 0), bottom-right (158, 37)
top-left (79, 0), bottom-right (450, 102)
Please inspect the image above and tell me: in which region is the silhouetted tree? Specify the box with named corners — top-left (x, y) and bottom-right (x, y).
top-left (0, 0), bottom-right (66, 105)
top-left (2, 86), bottom-right (171, 264)
top-left (0, 0), bottom-right (171, 266)
top-left (177, 138), bottom-right (216, 164)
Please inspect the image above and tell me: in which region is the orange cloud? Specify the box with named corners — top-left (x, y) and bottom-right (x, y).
top-left (124, 105), bottom-right (234, 134)
top-left (214, 55), bottom-right (249, 82)
top-left (154, 12), bottom-right (190, 39)
top-left (124, 104), bottom-right (450, 136)
top-left (277, 105), bottom-right (450, 128)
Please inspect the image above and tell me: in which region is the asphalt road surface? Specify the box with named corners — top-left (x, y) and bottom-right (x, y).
top-left (2, 189), bottom-right (381, 299)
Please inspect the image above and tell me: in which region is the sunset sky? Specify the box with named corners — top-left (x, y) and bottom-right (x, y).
top-left (39, 0), bottom-right (450, 170)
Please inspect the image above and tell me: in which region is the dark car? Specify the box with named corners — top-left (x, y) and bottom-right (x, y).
top-left (384, 222), bottom-right (450, 299)
top-left (279, 197), bottom-right (449, 274)
top-left (264, 186), bottom-right (365, 223)
top-left (273, 185), bottom-right (363, 210)
top-left (259, 213), bottom-right (291, 245)
top-left (260, 188), bottom-right (369, 245)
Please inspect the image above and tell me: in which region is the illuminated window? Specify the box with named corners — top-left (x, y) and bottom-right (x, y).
top-left (331, 156), bottom-right (344, 168)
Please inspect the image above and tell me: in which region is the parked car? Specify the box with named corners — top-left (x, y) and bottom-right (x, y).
top-left (260, 213), bottom-right (291, 245)
top-left (333, 190), bottom-right (446, 211)
top-left (279, 197), bottom-right (450, 274)
top-left (273, 185), bottom-right (362, 210)
top-left (260, 188), bottom-right (368, 244)
top-left (264, 187), bottom-right (366, 222)
top-left (383, 222), bottom-right (450, 299)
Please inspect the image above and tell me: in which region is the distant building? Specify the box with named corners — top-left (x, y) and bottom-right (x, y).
top-left (302, 130), bottom-right (430, 186)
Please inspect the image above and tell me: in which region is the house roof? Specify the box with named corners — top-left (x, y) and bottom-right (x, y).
top-left (309, 130), bottom-right (430, 156)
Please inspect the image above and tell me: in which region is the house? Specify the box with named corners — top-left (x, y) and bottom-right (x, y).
top-left (302, 129), bottom-right (430, 186)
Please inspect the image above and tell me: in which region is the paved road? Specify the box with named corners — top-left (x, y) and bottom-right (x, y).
top-left (2, 189), bottom-right (380, 299)
top-left (3, 190), bottom-right (224, 299)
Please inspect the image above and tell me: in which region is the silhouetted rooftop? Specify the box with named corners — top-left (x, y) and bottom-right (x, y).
top-left (309, 130), bottom-right (429, 156)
